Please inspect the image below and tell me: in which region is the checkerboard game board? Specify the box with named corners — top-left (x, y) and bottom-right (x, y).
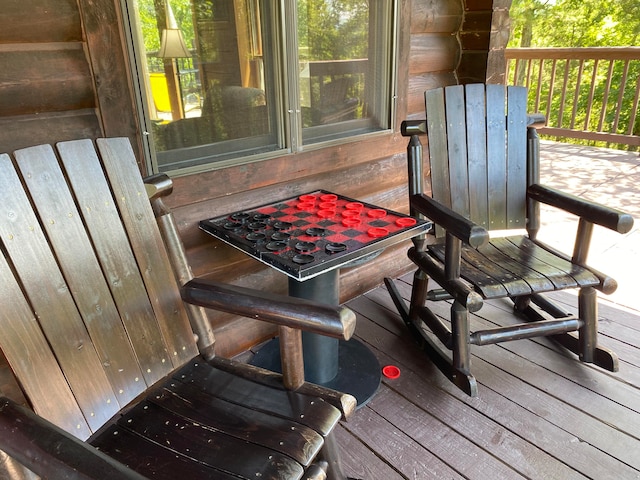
top-left (200, 190), bottom-right (430, 280)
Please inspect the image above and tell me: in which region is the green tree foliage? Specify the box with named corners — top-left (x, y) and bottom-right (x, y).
top-left (299, 0), bottom-right (369, 60)
top-left (508, 0), bottom-right (639, 147)
top-left (509, 0), bottom-right (639, 47)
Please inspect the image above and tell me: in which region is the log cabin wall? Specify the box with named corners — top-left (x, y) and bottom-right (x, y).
top-left (0, 0), bottom-right (495, 358)
top-left (0, 0), bottom-right (143, 169)
top-left (458, 0), bottom-right (492, 83)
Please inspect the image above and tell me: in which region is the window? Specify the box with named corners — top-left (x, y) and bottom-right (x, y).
top-left (124, 0), bottom-right (396, 174)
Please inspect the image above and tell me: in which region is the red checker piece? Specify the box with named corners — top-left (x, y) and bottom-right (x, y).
top-left (341, 210), bottom-right (360, 218)
top-left (319, 202), bottom-right (336, 209)
top-left (320, 194), bottom-right (338, 202)
top-left (367, 227), bottom-right (389, 238)
top-left (367, 208), bottom-right (387, 219)
top-left (299, 194), bottom-right (316, 203)
top-left (382, 365), bottom-right (401, 379)
top-left (395, 217), bottom-right (417, 227)
top-left (297, 202), bottom-right (316, 211)
top-left (317, 209), bottom-right (336, 218)
top-left (345, 202), bottom-right (364, 211)
top-left (342, 217), bottom-right (361, 227)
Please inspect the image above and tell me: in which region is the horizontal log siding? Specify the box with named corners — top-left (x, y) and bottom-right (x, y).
top-left (0, 1), bottom-right (98, 155)
top-left (0, 0), bottom-right (82, 43)
top-left (0, 0), bottom-right (140, 165)
top-left (0, 45), bottom-right (94, 116)
top-left (406, 0), bottom-right (462, 119)
top-left (458, 0), bottom-right (493, 84)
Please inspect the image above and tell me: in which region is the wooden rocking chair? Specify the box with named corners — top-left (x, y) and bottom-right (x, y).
top-left (385, 84), bottom-right (634, 396)
top-left (0, 138), bottom-right (358, 479)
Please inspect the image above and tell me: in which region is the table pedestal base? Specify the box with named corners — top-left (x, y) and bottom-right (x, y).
top-left (250, 337), bottom-right (381, 408)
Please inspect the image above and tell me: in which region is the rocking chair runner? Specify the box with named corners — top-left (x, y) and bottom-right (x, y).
top-left (385, 84), bottom-right (634, 397)
top-left (0, 138), bottom-right (358, 479)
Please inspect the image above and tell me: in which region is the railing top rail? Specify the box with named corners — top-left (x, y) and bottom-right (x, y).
top-left (505, 47), bottom-right (640, 61)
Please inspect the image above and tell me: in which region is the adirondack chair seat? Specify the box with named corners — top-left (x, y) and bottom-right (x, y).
top-left (1, 357), bottom-right (343, 479)
top-left (385, 84), bottom-right (634, 396)
top-left (0, 138), bottom-right (358, 480)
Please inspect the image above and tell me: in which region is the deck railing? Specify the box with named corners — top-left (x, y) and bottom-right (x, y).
top-left (505, 47), bottom-right (640, 148)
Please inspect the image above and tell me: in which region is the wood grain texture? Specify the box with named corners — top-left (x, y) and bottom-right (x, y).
top-left (1, 149), bottom-right (119, 435)
top-left (15, 144), bottom-right (148, 405)
top-left (0, 0), bottom-right (81, 43)
top-left (0, 46), bottom-right (94, 116)
top-left (411, 0), bottom-right (463, 33)
top-left (96, 138), bottom-right (199, 367)
top-left (78, 0), bottom-right (142, 162)
top-left (409, 34), bottom-right (460, 75)
top-left (0, 251), bottom-right (91, 439)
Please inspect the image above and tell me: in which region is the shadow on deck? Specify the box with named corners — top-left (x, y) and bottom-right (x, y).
top-left (337, 141), bottom-right (640, 479)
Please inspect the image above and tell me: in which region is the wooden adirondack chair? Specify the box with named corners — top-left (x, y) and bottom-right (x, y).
top-left (385, 84), bottom-right (634, 396)
top-left (0, 138), bottom-right (358, 480)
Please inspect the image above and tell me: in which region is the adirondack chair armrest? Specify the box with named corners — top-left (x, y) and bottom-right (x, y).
top-left (410, 194), bottom-right (490, 248)
top-left (0, 397), bottom-right (146, 480)
top-left (208, 356), bottom-right (357, 419)
top-left (528, 184), bottom-right (634, 234)
top-left (181, 278), bottom-right (356, 340)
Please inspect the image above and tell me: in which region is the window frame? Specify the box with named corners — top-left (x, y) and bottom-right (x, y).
top-left (120, 0), bottom-right (399, 176)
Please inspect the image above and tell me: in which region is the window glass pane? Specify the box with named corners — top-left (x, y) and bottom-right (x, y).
top-left (134, 0), bottom-right (281, 172)
top-left (298, 0), bottom-right (391, 144)
top-left (127, 0), bottom-right (394, 173)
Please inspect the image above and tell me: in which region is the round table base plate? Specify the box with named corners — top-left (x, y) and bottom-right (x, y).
top-left (250, 338), bottom-right (381, 408)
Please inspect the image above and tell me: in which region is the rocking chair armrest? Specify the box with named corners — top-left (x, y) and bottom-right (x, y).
top-left (528, 184), bottom-right (634, 234)
top-left (181, 278), bottom-right (356, 341)
top-left (0, 397), bottom-right (146, 480)
top-left (527, 113), bottom-right (547, 129)
top-left (410, 194), bottom-right (490, 248)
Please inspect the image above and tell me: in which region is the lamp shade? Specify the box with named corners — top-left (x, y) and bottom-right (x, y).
top-left (158, 28), bottom-right (191, 58)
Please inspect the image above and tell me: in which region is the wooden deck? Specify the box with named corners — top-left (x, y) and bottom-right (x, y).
top-left (337, 279), bottom-right (640, 479)
top-left (335, 142), bottom-right (640, 479)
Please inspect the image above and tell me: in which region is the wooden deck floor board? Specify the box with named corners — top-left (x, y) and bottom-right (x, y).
top-left (379, 276), bottom-right (640, 414)
top-left (338, 279), bottom-right (640, 479)
top-left (375, 363), bottom-right (588, 480)
top-left (343, 401), bottom-right (466, 479)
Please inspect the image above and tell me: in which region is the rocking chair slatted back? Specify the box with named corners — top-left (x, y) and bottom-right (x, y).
top-left (0, 139), bottom-right (198, 438)
top-left (426, 84), bottom-right (528, 234)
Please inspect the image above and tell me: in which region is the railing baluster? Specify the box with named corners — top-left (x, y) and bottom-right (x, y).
top-left (546, 59), bottom-right (558, 123)
top-left (612, 60), bottom-right (630, 133)
top-left (558, 59), bottom-right (571, 128)
top-left (628, 76), bottom-right (640, 136)
top-left (535, 59), bottom-right (544, 112)
top-left (570, 59), bottom-right (585, 130)
top-left (584, 58), bottom-right (600, 131)
top-left (598, 60), bottom-right (615, 133)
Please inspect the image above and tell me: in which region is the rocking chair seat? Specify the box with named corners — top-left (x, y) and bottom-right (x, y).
top-left (425, 235), bottom-right (601, 299)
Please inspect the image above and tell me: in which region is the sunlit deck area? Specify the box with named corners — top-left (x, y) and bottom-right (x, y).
top-left (335, 141), bottom-right (640, 479)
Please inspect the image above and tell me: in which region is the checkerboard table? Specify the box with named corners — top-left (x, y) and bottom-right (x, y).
top-left (200, 190), bottom-right (431, 406)
top-left (200, 190), bottom-right (429, 280)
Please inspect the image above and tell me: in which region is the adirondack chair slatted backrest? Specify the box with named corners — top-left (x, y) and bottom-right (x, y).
top-left (0, 139), bottom-right (198, 439)
top-left (426, 84), bottom-right (528, 236)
